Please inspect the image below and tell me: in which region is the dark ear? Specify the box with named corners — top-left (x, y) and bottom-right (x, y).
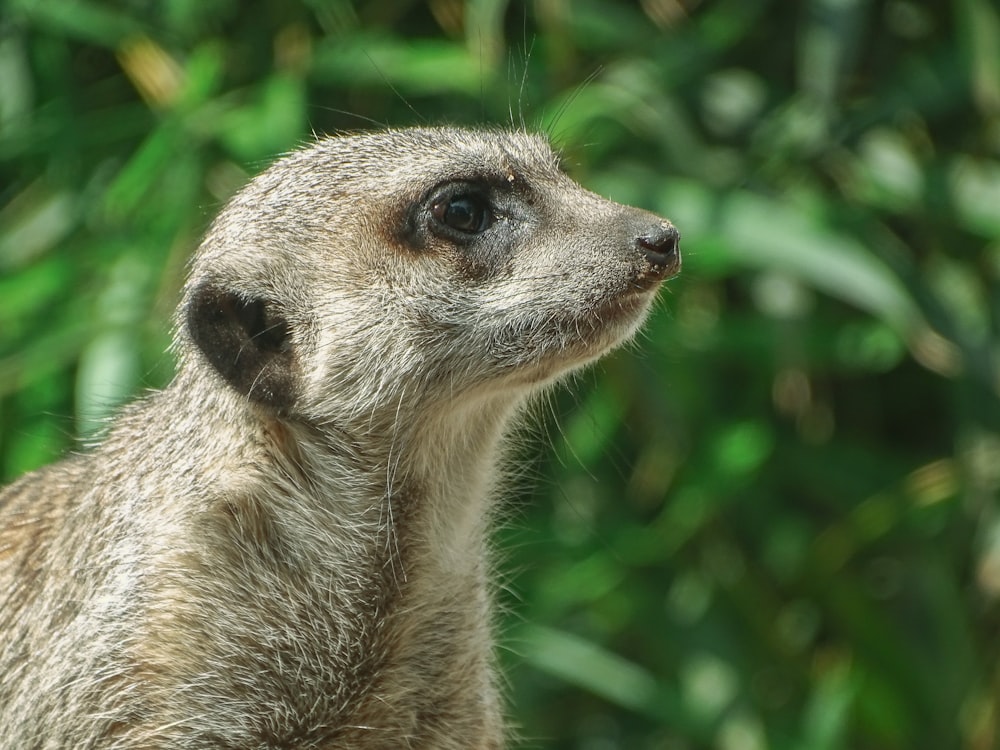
top-left (185, 283), bottom-right (298, 411)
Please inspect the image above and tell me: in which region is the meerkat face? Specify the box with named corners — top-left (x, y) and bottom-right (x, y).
top-left (182, 128), bottom-right (679, 420)
top-left (395, 145), bottom-right (680, 388)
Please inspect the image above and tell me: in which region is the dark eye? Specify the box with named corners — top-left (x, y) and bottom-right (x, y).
top-left (431, 194), bottom-right (492, 235)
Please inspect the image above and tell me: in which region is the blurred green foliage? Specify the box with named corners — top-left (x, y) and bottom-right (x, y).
top-left (2, 0), bottom-right (999, 748)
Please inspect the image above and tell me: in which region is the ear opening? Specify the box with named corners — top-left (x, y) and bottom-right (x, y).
top-left (185, 283), bottom-right (298, 411)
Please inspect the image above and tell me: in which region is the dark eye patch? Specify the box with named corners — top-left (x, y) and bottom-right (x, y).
top-left (397, 176), bottom-right (531, 282)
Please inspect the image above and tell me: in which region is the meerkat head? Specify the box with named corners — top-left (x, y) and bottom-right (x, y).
top-left (180, 128), bottom-right (679, 425)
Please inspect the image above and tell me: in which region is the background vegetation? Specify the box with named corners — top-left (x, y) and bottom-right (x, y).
top-left (2, 0), bottom-right (999, 747)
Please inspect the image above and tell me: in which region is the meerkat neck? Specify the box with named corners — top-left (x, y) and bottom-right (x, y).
top-left (316, 390), bottom-right (521, 568)
top-left (138, 372), bottom-right (514, 739)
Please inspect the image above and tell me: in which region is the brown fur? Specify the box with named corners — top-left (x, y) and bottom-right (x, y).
top-left (0, 127), bottom-right (679, 748)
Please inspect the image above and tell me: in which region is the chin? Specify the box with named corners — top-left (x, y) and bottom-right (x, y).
top-left (494, 287), bottom-right (659, 390)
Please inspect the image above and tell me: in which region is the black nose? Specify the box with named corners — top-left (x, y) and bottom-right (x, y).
top-left (636, 223), bottom-right (681, 276)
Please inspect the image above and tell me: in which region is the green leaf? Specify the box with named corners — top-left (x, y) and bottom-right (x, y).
top-left (518, 624), bottom-right (667, 720)
top-left (659, 179), bottom-right (924, 335)
top-left (311, 35), bottom-right (486, 95)
top-left (218, 75), bottom-right (307, 161)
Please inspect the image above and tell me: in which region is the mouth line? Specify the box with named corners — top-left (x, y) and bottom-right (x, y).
top-left (486, 281), bottom-right (663, 378)
top-left (590, 283), bottom-right (659, 321)
top-left (542, 286), bottom-right (658, 357)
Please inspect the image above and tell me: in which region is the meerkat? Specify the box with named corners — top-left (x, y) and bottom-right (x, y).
top-left (0, 127), bottom-right (679, 748)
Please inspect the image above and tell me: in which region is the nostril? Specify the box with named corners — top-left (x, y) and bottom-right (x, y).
top-left (636, 223), bottom-right (681, 272)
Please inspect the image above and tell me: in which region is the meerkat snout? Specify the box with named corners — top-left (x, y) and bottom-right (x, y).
top-left (0, 127), bottom-right (679, 748)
